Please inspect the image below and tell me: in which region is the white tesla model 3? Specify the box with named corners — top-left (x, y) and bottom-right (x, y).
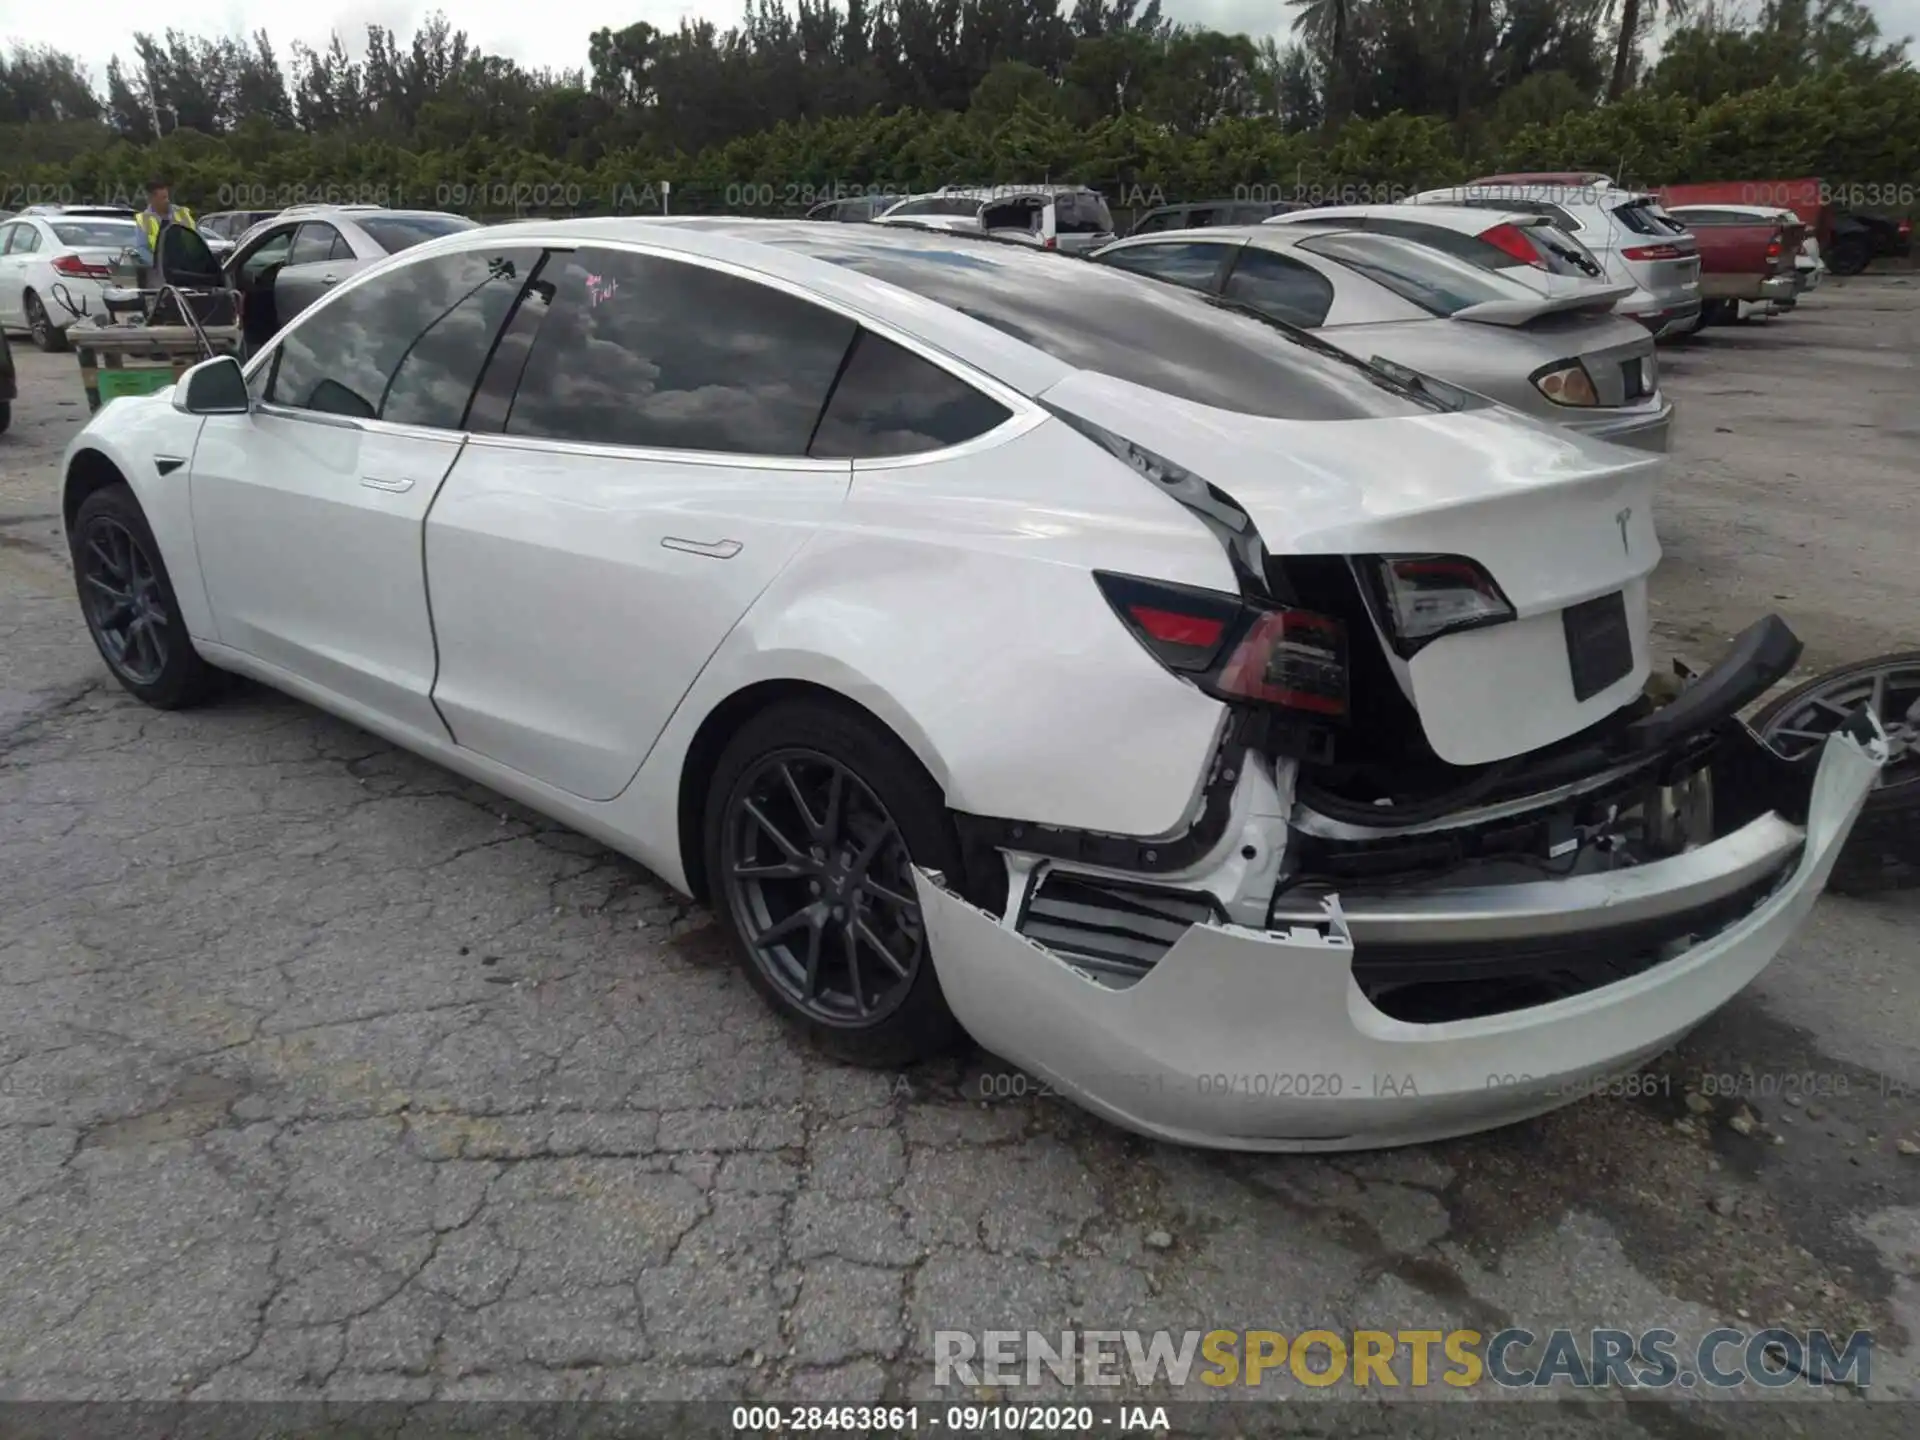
top-left (59, 219), bottom-right (1884, 1151)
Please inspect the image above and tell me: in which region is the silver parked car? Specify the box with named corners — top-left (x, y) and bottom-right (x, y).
top-left (224, 208), bottom-right (479, 351)
top-left (1410, 176), bottom-right (1703, 339)
top-left (875, 186), bottom-right (1117, 253)
top-left (1094, 224), bottom-right (1672, 451)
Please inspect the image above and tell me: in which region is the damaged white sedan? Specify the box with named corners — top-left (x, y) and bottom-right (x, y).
top-left (60, 219), bottom-right (1884, 1151)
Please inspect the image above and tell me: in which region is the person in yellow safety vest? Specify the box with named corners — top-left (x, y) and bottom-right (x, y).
top-left (134, 179), bottom-right (196, 264)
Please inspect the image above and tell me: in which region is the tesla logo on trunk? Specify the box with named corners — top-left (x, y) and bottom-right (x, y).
top-left (1616, 507), bottom-right (1633, 554)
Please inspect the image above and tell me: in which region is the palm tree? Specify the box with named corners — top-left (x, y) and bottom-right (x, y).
top-left (1288, 0), bottom-right (1361, 129)
top-left (1605, 0), bottom-right (1693, 101)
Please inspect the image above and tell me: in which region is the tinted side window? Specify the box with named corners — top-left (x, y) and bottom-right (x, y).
top-left (505, 248), bottom-right (856, 455)
top-left (11, 225), bottom-right (42, 255)
top-left (1132, 210), bottom-right (1182, 234)
top-left (1221, 249), bottom-right (1336, 327)
top-left (288, 223), bottom-right (340, 266)
top-left (241, 229), bottom-right (295, 282)
top-left (810, 330), bottom-right (1011, 459)
top-left (1098, 242), bottom-right (1233, 292)
top-left (269, 246), bottom-right (541, 426)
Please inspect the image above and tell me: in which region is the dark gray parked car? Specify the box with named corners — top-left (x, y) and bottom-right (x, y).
top-left (225, 208), bottom-right (478, 351)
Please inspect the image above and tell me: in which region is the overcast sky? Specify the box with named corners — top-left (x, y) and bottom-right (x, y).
top-left (1, 0), bottom-right (1913, 87)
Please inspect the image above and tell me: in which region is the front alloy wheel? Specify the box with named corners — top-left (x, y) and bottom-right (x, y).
top-left (721, 752), bottom-right (923, 1027)
top-left (68, 483), bottom-right (223, 708)
top-left (79, 514), bottom-right (172, 687)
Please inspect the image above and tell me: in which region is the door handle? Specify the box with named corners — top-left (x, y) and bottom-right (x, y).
top-left (661, 536), bottom-right (742, 559)
top-left (360, 475), bottom-right (414, 493)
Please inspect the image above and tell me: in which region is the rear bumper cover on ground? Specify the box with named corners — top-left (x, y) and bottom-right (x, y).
top-left (915, 730), bottom-right (1881, 1151)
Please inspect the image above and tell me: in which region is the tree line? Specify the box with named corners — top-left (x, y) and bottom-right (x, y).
top-left (1, 0), bottom-right (1913, 215)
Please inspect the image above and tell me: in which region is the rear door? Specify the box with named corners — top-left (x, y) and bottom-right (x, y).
top-left (424, 245), bottom-right (859, 800)
top-left (189, 242), bottom-right (542, 735)
top-left (274, 221), bottom-right (355, 321)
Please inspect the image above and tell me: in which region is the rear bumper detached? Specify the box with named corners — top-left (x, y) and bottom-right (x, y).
top-left (915, 726), bottom-right (1883, 1154)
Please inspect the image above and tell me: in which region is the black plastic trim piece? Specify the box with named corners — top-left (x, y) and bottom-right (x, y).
top-left (1622, 613), bottom-right (1802, 753)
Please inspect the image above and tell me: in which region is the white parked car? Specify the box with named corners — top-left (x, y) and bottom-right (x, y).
top-left (58, 218), bottom-right (1883, 1151)
top-left (1408, 175), bottom-right (1705, 339)
top-left (0, 207), bottom-right (143, 350)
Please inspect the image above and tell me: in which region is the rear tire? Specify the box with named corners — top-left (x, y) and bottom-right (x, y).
top-left (1827, 239), bottom-right (1871, 277)
top-left (69, 483), bottom-right (225, 709)
top-left (703, 699), bottom-right (969, 1067)
top-left (24, 291), bottom-right (70, 353)
top-left (1753, 653), bottom-right (1920, 895)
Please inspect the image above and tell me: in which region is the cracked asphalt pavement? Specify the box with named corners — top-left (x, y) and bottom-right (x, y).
top-left (1, 282), bottom-right (1917, 1426)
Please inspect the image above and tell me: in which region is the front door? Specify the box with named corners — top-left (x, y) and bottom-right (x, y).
top-left (423, 244), bottom-right (860, 800)
top-left (188, 241), bottom-right (547, 737)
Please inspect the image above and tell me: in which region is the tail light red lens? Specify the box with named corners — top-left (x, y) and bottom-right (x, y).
top-left (1479, 223), bottom-right (1547, 268)
top-left (1900, 219), bottom-right (1912, 238)
top-left (1215, 609), bottom-right (1348, 716)
top-left (1621, 243), bottom-right (1685, 261)
top-left (1360, 555), bottom-right (1516, 656)
top-left (1095, 572), bottom-right (1348, 720)
top-left (52, 254), bottom-right (111, 279)
top-left (1765, 233), bottom-right (1783, 260)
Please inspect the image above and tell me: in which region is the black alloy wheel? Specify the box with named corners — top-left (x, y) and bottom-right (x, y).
top-left (1754, 653), bottom-right (1920, 894)
top-left (78, 513), bottom-right (172, 687)
top-left (68, 483), bottom-right (224, 708)
top-left (703, 699), bottom-right (968, 1065)
top-left (721, 751), bottom-right (924, 1027)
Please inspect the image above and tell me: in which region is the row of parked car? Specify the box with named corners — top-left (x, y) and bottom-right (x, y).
top-left (801, 171), bottom-right (1918, 456)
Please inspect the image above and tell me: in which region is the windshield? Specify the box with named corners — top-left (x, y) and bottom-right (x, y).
top-left (1296, 231), bottom-right (1521, 317)
top-left (795, 228), bottom-right (1443, 421)
top-left (52, 220), bottom-right (139, 247)
top-left (359, 214), bottom-right (478, 253)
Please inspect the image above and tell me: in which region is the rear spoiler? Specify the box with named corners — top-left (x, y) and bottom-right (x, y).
top-left (1452, 280), bottom-right (1636, 326)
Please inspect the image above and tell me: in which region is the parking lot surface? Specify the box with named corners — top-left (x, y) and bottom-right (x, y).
top-left (1, 282), bottom-right (1917, 1421)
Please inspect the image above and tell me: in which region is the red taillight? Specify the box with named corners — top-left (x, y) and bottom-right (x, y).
top-left (1096, 571), bottom-right (1348, 720)
top-left (1621, 243), bottom-right (1685, 261)
top-left (1128, 606), bottom-right (1225, 651)
top-left (1765, 232), bottom-right (1783, 259)
top-left (52, 254), bottom-right (111, 279)
top-left (1900, 219), bottom-right (1912, 238)
top-left (1215, 609), bottom-right (1349, 717)
top-left (1479, 223), bottom-right (1546, 269)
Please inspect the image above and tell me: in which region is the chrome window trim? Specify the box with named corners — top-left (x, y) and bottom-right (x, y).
top-left (232, 229), bottom-right (1052, 466)
top-left (463, 430), bottom-right (852, 474)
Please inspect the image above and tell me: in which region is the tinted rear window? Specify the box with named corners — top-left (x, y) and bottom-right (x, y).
top-left (1297, 232), bottom-right (1519, 317)
top-left (359, 214), bottom-right (479, 252)
top-left (1527, 225), bottom-right (1606, 277)
top-left (1612, 200), bottom-right (1687, 237)
top-left (805, 231), bottom-right (1440, 420)
top-left (811, 331), bottom-right (1011, 458)
top-left (52, 220), bottom-right (138, 246)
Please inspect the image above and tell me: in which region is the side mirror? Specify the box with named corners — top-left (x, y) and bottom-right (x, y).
top-left (174, 354), bottom-right (251, 416)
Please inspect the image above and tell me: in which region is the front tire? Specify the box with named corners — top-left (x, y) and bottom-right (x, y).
top-left (69, 483), bottom-right (224, 708)
top-left (25, 291), bottom-right (69, 353)
top-left (704, 699), bottom-right (968, 1066)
